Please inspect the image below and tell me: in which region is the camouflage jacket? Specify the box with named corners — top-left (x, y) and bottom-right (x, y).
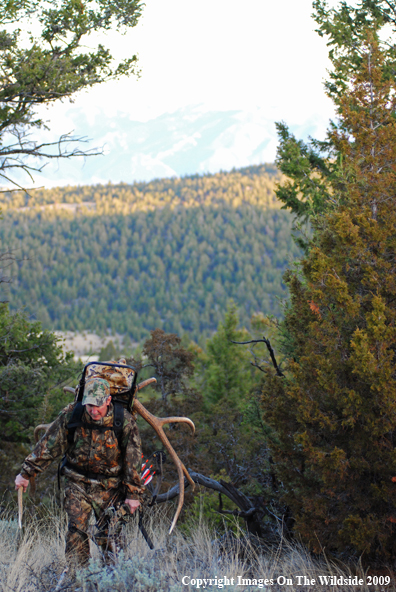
top-left (21, 403), bottom-right (144, 501)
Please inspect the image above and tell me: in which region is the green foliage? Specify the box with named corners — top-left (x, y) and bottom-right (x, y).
top-left (0, 0), bottom-right (142, 186)
top-left (261, 3), bottom-right (396, 560)
top-left (141, 329), bottom-right (195, 403)
top-left (0, 301), bottom-right (80, 493)
top-left (0, 166), bottom-right (301, 343)
top-left (275, 122), bottom-right (336, 225)
top-left (199, 305), bottom-right (254, 408)
top-left (185, 309), bottom-right (278, 527)
top-left (275, 1), bottom-right (396, 236)
top-left (185, 476), bottom-right (243, 534)
top-left (98, 340), bottom-right (121, 361)
top-left (0, 302), bottom-right (79, 441)
top-left (313, 0), bottom-right (396, 102)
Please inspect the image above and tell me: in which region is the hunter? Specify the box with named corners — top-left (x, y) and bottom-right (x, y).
top-left (14, 377), bottom-right (144, 566)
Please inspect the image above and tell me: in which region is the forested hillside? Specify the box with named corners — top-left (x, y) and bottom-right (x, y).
top-left (0, 164), bottom-right (300, 342)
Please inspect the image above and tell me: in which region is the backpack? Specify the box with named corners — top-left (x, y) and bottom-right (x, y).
top-left (66, 359), bottom-right (138, 447)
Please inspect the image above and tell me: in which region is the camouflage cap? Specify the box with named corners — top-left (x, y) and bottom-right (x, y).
top-left (82, 378), bottom-right (111, 406)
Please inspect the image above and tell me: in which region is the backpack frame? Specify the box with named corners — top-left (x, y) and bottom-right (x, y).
top-left (66, 361), bottom-right (138, 448)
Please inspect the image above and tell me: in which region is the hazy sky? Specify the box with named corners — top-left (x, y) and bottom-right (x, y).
top-left (29, 0), bottom-right (340, 186)
top-left (47, 0), bottom-right (336, 127)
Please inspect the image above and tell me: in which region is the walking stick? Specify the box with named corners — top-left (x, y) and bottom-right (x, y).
top-left (17, 487), bottom-right (23, 529)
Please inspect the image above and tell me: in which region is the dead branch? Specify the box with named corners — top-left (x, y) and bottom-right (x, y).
top-left (231, 336), bottom-right (284, 377)
top-left (155, 470), bottom-right (265, 536)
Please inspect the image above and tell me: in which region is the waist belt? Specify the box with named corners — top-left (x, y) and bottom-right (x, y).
top-left (64, 460), bottom-right (121, 481)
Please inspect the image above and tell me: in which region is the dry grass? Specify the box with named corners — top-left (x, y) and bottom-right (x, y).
top-left (0, 503), bottom-right (395, 592)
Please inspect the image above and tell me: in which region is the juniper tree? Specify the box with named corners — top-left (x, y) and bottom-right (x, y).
top-left (261, 4), bottom-right (396, 559)
top-left (275, 0), bottom-right (396, 227)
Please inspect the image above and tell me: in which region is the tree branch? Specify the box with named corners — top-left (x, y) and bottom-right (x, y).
top-left (231, 337), bottom-right (284, 377)
top-left (154, 470), bottom-right (266, 536)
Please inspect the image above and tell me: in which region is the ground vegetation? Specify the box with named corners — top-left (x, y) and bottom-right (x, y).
top-left (0, 502), bottom-right (387, 592)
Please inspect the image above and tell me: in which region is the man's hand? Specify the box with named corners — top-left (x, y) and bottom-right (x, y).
top-left (15, 474), bottom-right (29, 492)
top-left (124, 498), bottom-right (140, 514)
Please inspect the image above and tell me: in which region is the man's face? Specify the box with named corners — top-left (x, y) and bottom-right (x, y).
top-left (85, 395), bottom-right (112, 420)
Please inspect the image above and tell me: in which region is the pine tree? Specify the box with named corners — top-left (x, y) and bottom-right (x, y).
top-left (0, 0), bottom-right (142, 187)
top-left (202, 305), bottom-right (253, 408)
top-left (261, 24), bottom-right (396, 558)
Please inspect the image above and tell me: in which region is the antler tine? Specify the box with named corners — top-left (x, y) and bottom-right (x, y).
top-left (63, 386), bottom-right (76, 395)
top-left (155, 415), bottom-right (195, 433)
top-left (133, 398), bottom-right (195, 533)
top-left (136, 378), bottom-right (157, 391)
top-left (34, 423), bottom-right (52, 443)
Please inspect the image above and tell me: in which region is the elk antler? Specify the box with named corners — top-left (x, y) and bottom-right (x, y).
top-left (132, 397), bottom-right (195, 533)
top-left (33, 380), bottom-right (195, 533)
top-left (34, 422), bottom-right (52, 442)
top-left (63, 386), bottom-right (76, 395)
top-left (131, 377), bottom-right (196, 532)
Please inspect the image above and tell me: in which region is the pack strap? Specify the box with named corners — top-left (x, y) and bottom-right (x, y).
top-left (58, 456), bottom-right (68, 490)
top-left (66, 401), bottom-right (124, 446)
top-left (64, 460), bottom-right (122, 481)
top-left (70, 422), bottom-right (118, 434)
top-left (67, 401), bottom-right (84, 445)
top-left (113, 400), bottom-right (124, 430)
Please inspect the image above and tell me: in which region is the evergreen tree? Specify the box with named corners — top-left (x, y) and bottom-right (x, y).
top-left (193, 307), bottom-right (274, 517)
top-left (0, 166), bottom-right (298, 342)
top-left (98, 340), bottom-right (120, 361)
top-left (261, 5), bottom-right (396, 559)
top-left (202, 305), bottom-right (254, 408)
top-left (0, 302), bottom-right (80, 492)
top-left (140, 328), bottom-right (195, 404)
top-left (275, 1), bottom-right (396, 243)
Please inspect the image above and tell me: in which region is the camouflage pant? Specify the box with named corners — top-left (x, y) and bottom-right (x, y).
top-left (64, 479), bottom-right (124, 567)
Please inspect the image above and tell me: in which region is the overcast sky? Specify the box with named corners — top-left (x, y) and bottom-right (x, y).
top-left (34, 0), bottom-right (339, 186)
top-left (46, 1), bottom-right (335, 123)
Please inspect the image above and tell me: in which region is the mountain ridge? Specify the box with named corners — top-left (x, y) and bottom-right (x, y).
top-left (9, 105), bottom-right (328, 188)
top-left (1, 165), bottom-right (300, 344)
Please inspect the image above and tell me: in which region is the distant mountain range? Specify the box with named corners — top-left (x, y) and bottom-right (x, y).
top-left (26, 105), bottom-right (328, 187)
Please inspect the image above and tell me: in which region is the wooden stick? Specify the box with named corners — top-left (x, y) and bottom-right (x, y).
top-left (18, 487), bottom-right (23, 529)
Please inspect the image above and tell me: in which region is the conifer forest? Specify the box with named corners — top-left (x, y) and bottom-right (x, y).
top-left (2, 0), bottom-right (396, 588)
top-left (0, 164), bottom-right (299, 343)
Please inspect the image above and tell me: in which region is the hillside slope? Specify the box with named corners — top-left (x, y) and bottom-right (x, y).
top-left (0, 165), bottom-right (300, 342)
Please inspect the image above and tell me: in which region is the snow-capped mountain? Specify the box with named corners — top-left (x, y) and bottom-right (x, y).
top-left (15, 105), bottom-right (330, 187)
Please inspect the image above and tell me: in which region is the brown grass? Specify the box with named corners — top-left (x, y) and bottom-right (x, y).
top-left (0, 503), bottom-right (394, 592)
